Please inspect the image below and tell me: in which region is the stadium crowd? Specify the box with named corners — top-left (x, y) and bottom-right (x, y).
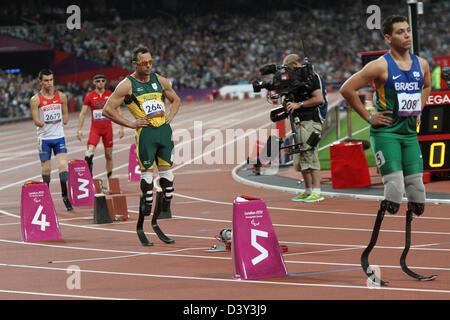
top-left (0, 0), bottom-right (448, 119)
top-left (0, 70), bottom-right (34, 119)
top-left (0, 69), bottom-right (106, 120)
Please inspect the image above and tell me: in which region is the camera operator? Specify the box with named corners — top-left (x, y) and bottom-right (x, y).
top-left (283, 54), bottom-right (325, 203)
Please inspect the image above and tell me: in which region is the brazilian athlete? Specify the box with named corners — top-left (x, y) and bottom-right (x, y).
top-left (340, 15), bottom-right (437, 284)
top-left (102, 47), bottom-right (181, 245)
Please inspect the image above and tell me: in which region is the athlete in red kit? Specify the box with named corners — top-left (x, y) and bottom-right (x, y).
top-left (76, 74), bottom-right (124, 178)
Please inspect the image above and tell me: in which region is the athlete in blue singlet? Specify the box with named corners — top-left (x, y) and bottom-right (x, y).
top-left (340, 15), bottom-right (435, 284)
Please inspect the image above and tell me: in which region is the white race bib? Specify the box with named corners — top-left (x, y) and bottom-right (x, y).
top-left (142, 99), bottom-right (165, 118)
top-left (93, 109), bottom-right (108, 121)
top-left (43, 104), bottom-right (62, 124)
top-left (397, 92), bottom-right (421, 116)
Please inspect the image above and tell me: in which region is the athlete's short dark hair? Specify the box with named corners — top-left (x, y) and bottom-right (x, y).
top-left (38, 69), bottom-right (53, 80)
top-left (93, 73), bottom-right (106, 81)
top-left (381, 15), bottom-right (408, 36)
top-left (132, 46), bottom-right (150, 63)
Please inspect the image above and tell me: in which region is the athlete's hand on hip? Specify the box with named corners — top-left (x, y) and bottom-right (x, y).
top-left (76, 131), bottom-right (83, 141)
top-left (165, 113), bottom-right (175, 124)
top-left (131, 118), bottom-right (149, 129)
top-left (370, 111), bottom-right (393, 126)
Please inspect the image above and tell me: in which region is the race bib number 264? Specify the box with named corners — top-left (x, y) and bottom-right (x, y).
top-left (142, 100), bottom-right (165, 118)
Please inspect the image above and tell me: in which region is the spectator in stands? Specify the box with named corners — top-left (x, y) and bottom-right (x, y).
top-left (0, 69), bottom-right (37, 120)
top-left (0, 0), bottom-right (447, 98)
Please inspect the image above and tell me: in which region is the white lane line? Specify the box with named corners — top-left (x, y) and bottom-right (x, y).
top-left (0, 289), bottom-right (130, 300)
top-left (0, 99), bottom-right (268, 189)
top-left (2, 204), bottom-right (450, 245)
top-left (1, 263), bottom-right (450, 296)
top-left (172, 192), bottom-right (450, 221)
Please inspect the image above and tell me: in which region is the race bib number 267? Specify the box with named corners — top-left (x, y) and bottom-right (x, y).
top-left (43, 105), bottom-right (62, 124)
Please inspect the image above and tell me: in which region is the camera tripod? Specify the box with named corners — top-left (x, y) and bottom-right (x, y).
top-left (279, 112), bottom-right (313, 156)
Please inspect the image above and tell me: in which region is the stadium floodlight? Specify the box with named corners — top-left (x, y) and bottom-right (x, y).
top-left (417, 2), bottom-right (424, 15)
top-left (406, 0), bottom-right (422, 55)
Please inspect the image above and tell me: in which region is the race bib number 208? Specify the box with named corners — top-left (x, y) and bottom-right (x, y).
top-left (397, 92), bottom-right (421, 117)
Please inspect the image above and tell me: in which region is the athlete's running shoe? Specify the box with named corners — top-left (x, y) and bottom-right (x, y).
top-left (291, 192), bottom-right (310, 202)
top-left (302, 192), bottom-right (324, 203)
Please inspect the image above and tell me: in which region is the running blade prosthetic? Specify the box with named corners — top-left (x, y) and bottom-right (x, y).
top-left (137, 196), bottom-right (153, 246)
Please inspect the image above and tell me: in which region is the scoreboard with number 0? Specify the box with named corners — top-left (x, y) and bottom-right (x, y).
top-left (418, 91), bottom-right (450, 173)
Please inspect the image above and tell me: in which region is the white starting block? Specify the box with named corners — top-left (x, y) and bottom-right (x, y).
top-left (204, 229), bottom-right (232, 252)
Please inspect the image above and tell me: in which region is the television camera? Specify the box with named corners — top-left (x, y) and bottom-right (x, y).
top-left (252, 58), bottom-right (320, 155)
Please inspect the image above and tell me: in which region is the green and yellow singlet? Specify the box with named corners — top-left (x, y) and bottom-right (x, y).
top-left (124, 72), bottom-right (165, 127)
top-left (371, 52), bottom-right (423, 136)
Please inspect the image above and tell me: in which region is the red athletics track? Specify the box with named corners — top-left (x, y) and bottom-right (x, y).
top-left (0, 94), bottom-right (449, 301)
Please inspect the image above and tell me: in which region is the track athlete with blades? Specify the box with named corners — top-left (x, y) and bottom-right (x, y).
top-left (77, 74), bottom-right (124, 179)
top-left (103, 47), bottom-right (181, 246)
top-left (340, 15), bottom-right (437, 285)
top-left (30, 69), bottom-right (73, 211)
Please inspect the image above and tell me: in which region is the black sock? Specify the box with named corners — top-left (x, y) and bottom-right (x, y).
top-left (59, 171), bottom-right (68, 198)
top-left (85, 155), bottom-right (94, 176)
top-left (42, 175), bottom-right (50, 188)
